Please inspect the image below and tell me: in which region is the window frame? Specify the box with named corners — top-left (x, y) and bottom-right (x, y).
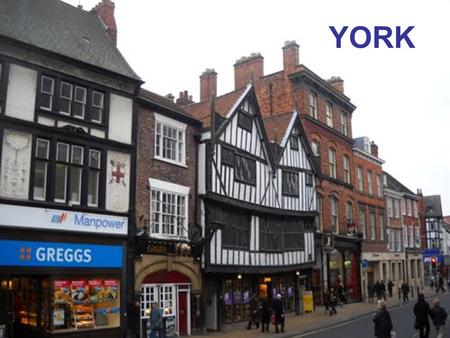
top-left (343, 155), bottom-right (350, 184)
top-left (282, 170), bottom-right (299, 197)
top-left (328, 148), bottom-right (336, 178)
top-left (39, 75), bottom-right (55, 111)
top-left (357, 166), bottom-right (363, 191)
top-left (359, 206), bottom-right (366, 239)
top-left (33, 138), bottom-right (50, 201)
top-left (340, 111), bottom-right (348, 136)
top-left (234, 154), bottom-right (256, 186)
top-left (326, 102), bottom-right (333, 127)
top-left (88, 149), bottom-right (101, 207)
top-left (367, 170), bottom-right (373, 194)
top-left (316, 193), bottom-right (323, 231)
top-left (376, 174), bottom-right (382, 197)
top-left (369, 209), bottom-right (376, 240)
top-left (237, 111), bottom-right (253, 132)
top-left (309, 92), bottom-right (317, 118)
top-left (91, 90), bottom-right (104, 123)
top-left (154, 114), bottom-right (187, 167)
top-left (330, 196), bottom-right (339, 234)
top-left (290, 135), bottom-right (299, 150)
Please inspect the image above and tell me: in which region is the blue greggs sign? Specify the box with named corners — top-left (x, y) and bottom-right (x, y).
top-left (0, 240), bottom-right (123, 268)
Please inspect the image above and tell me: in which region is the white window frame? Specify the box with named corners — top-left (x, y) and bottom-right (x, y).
top-left (387, 198), bottom-right (393, 218)
top-left (33, 138), bottom-right (50, 201)
top-left (88, 149), bottom-right (101, 207)
top-left (154, 113), bottom-right (187, 167)
top-left (340, 111), bottom-right (348, 136)
top-left (54, 142), bottom-right (69, 203)
top-left (73, 85), bottom-right (87, 119)
top-left (91, 90), bottom-right (104, 123)
top-left (407, 199), bottom-right (412, 216)
top-left (343, 155), bottom-right (350, 183)
top-left (367, 171), bottom-right (373, 195)
top-left (59, 81), bottom-right (73, 115)
top-left (394, 199), bottom-right (400, 218)
top-left (357, 167), bottom-right (363, 191)
top-left (330, 196), bottom-right (339, 234)
top-left (149, 178), bottom-right (190, 240)
top-left (379, 213), bottom-right (385, 241)
top-left (40, 76), bottom-right (54, 111)
top-left (328, 148), bottom-right (336, 178)
top-left (376, 175), bottom-right (382, 197)
top-left (369, 210), bottom-right (376, 240)
top-left (326, 103), bottom-right (333, 127)
top-left (413, 201), bottom-right (418, 217)
top-left (309, 92), bottom-right (317, 118)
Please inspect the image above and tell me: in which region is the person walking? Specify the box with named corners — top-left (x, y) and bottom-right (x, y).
top-left (373, 300), bottom-right (393, 338)
top-left (329, 288), bottom-right (338, 316)
top-left (374, 280), bottom-right (381, 300)
top-left (368, 281), bottom-right (375, 303)
top-left (387, 279), bottom-right (394, 298)
top-left (336, 282), bottom-right (345, 307)
top-left (438, 275), bottom-right (446, 293)
top-left (429, 298), bottom-right (447, 338)
top-left (259, 299), bottom-right (271, 332)
top-left (247, 294), bottom-right (260, 330)
top-left (380, 280), bottom-right (387, 301)
top-left (414, 293), bottom-right (431, 338)
top-left (148, 302), bottom-right (164, 338)
top-left (401, 281), bottom-right (410, 303)
top-left (272, 294), bottom-right (285, 333)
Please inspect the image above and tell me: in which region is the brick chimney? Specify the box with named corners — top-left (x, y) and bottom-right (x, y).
top-left (176, 90), bottom-right (194, 106)
top-left (200, 68), bottom-right (217, 102)
top-left (92, 0), bottom-right (117, 45)
top-left (165, 93), bottom-right (175, 102)
top-left (282, 40), bottom-right (300, 74)
top-left (370, 141), bottom-right (378, 158)
top-left (234, 53), bottom-right (264, 90)
top-left (327, 76), bottom-right (344, 94)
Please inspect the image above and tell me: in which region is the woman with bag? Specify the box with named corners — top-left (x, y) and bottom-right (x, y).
top-left (413, 293), bottom-right (430, 338)
top-left (373, 300), bottom-right (393, 338)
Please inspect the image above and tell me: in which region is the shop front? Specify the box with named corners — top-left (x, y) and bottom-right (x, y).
top-left (326, 237), bottom-right (362, 302)
top-left (0, 239), bottom-right (124, 338)
top-left (206, 269), bottom-right (312, 328)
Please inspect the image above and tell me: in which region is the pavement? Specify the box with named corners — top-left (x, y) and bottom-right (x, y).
top-left (190, 288), bottom-right (438, 338)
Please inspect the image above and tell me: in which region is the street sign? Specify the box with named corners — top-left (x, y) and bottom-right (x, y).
top-left (362, 259), bottom-right (369, 268)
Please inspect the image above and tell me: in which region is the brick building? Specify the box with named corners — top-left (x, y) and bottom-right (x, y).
top-left (352, 137), bottom-right (386, 298)
top-left (179, 40), bottom-right (362, 302)
top-left (134, 89), bottom-right (202, 336)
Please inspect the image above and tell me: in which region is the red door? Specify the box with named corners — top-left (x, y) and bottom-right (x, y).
top-left (178, 292), bottom-right (188, 335)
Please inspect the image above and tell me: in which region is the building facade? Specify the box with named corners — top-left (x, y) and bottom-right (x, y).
top-left (183, 82), bottom-right (318, 330)
top-left (134, 89), bottom-right (202, 336)
top-left (0, 1), bottom-right (141, 337)
top-left (353, 138), bottom-right (386, 299)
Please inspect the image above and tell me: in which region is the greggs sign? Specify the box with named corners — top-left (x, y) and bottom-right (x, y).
top-left (0, 204), bottom-right (127, 235)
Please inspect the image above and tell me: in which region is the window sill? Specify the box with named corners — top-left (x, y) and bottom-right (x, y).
top-left (150, 233), bottom-right (190, 242)
top-left (153, 156), bottom-right (187, 168)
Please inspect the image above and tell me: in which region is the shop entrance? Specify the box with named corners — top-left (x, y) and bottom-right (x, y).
top-left (0, 283), bottom-right (13, 338)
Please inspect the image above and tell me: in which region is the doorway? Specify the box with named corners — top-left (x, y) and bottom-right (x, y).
top-left (178, 291), bottom-right (188, 335)
top-left (0, 281), bottom-right (13, 338)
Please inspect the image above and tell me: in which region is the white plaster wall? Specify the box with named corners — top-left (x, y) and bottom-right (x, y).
top-left (105, 150), bottom-right (130, 212)
top-left (108, 94), bottom-right (132, 144)
top-left (6, 64), bottom-right (37, 122)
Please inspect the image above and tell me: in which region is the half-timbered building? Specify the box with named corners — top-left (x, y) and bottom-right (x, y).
top-left (183, 81), bottom-right (319, 330)
top-left (0, 1), bottom-right (141, 337)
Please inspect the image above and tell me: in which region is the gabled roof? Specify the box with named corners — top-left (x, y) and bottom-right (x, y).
top-left (184, 87), bottom-right (247, 127)
top-left (0, 0), bottom-right (140, 80)
top-left (139, 88), bottom-right (200, 124)
top-left (383, 171), bottom-right (416, 197)
top-left (424, 195), bottom-right (443, 218)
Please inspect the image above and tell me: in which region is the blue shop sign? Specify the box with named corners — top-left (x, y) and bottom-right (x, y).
top-left (0, 240), bottom-right (123, 268)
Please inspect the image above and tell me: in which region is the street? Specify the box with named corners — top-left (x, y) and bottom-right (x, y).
top-left (298, 293), bottom-right (450, 338)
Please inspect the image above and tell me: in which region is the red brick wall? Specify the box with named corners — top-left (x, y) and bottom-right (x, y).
top-left (135, 106), bottom-right (198, 229)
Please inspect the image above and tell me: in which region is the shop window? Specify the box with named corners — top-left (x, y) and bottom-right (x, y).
top-left (222, 278), bottom-right (251, 323)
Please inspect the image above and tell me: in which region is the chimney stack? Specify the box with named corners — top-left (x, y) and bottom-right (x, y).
top-left (176, 90), bottom-right (194, 106)
top-left (165, 93), bottom-right (175, 102)
top-left (282, 40), bottom-right (300, 74)
top-left (327, 76), bottom-right (344, 94)
top-left (234, 53), bottom-right (264, 90)
top-left (200, 68), bottom-right (217, 102)
top-left (370, 141), bottom-right (379, 158)
top-left (92, 0), bottom-right (117, 45)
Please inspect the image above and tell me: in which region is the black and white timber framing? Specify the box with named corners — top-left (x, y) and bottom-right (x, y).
top-left (198, 85), bottom-right (319, 272)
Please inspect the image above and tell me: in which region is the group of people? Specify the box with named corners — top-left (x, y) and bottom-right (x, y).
top-left (368, 280), bottom-right (411, 303)
top-left (247, 293), bottom-right (285, 334)
top-left (373, 295), bottom-right (448, 338)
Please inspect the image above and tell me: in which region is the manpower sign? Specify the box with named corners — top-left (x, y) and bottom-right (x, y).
top-left (0, 204), bottom-right (128, 235)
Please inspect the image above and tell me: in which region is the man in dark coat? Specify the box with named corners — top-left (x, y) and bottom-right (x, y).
top-left (247, 295), bottom-right (260, 330)
top-left (380, 281), bottom-right (387, 301)
top-left (374, 280), bottom-right (381, 300)
top-left (259, 299), bottom-right (271, 332)
top-left (387, 280), bottom-right (394, 298)
top-left (272, 294), bottom-right (285, 333)
top-left (429, 298), bottom-right (447, 338)
top-left (373, 300), bottom-right (393, 338)
top-left (401, 281), bottom-right (410, 303)
top-left (414, 293), bottom-right (430, 338)
top-left (368, 281), bottom-right (375, 303)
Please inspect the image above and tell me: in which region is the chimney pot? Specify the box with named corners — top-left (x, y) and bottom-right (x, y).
top-left (370, 141), bottom-right (379, 158)
top-left (165, 93), bottom-right (175, 102)
top-left (234, 53), bottom-right (264, 90)
top-left (200, 68), bottom-right (217, 102)
top-left (176, 90), bottom-right (194, 106)
top-left (327, 76), bottom-right (345, 94)
top-left (92, 0), bottom-right (117, 45)
top-left (282, 40), bottom-right (300, 74)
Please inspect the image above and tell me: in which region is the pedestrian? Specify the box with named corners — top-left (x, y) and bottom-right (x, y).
top-left (329, 288), bottom-right (338, 316)
top-left (272, 293), bottom-right (285, 333)
top-left (438, 275), bottom-right (446, 293)
top-left (323, 288), bottom-right (331, 314)
top-left (429, 298), bottom-right (447, 338)
top-left (413, 293), bottom-right (431, 338)
top-left (401, 281), bottom-right (410, 303)
top-left (336, 282), bottom-right (345, 307)
top-left (380, 280), bottom-right (387, 301)
top-left (148, 302), bottom-right (164, 338)
top-left (247, 294), bottom-right (260, 330)
top-left (373, 300), bottom-right (393, 338)
top-left (374, 280), bottom-right (381, 300)
top-left (368, 281), bottom-right (375, 303)
top-left (259, 299), bottom-right (271, 332)
top-left (387, 279), bottom-right (394, 298)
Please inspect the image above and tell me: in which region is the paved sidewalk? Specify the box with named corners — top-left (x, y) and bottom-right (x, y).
top-left (190, 288), bottom-right (437, 338)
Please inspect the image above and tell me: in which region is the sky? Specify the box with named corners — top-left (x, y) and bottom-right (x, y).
top-left (66, 0), bottom-right (450, 215)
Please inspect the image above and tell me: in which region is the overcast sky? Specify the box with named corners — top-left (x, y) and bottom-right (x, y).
top-left (66, 0), bottom-right (450, 215)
